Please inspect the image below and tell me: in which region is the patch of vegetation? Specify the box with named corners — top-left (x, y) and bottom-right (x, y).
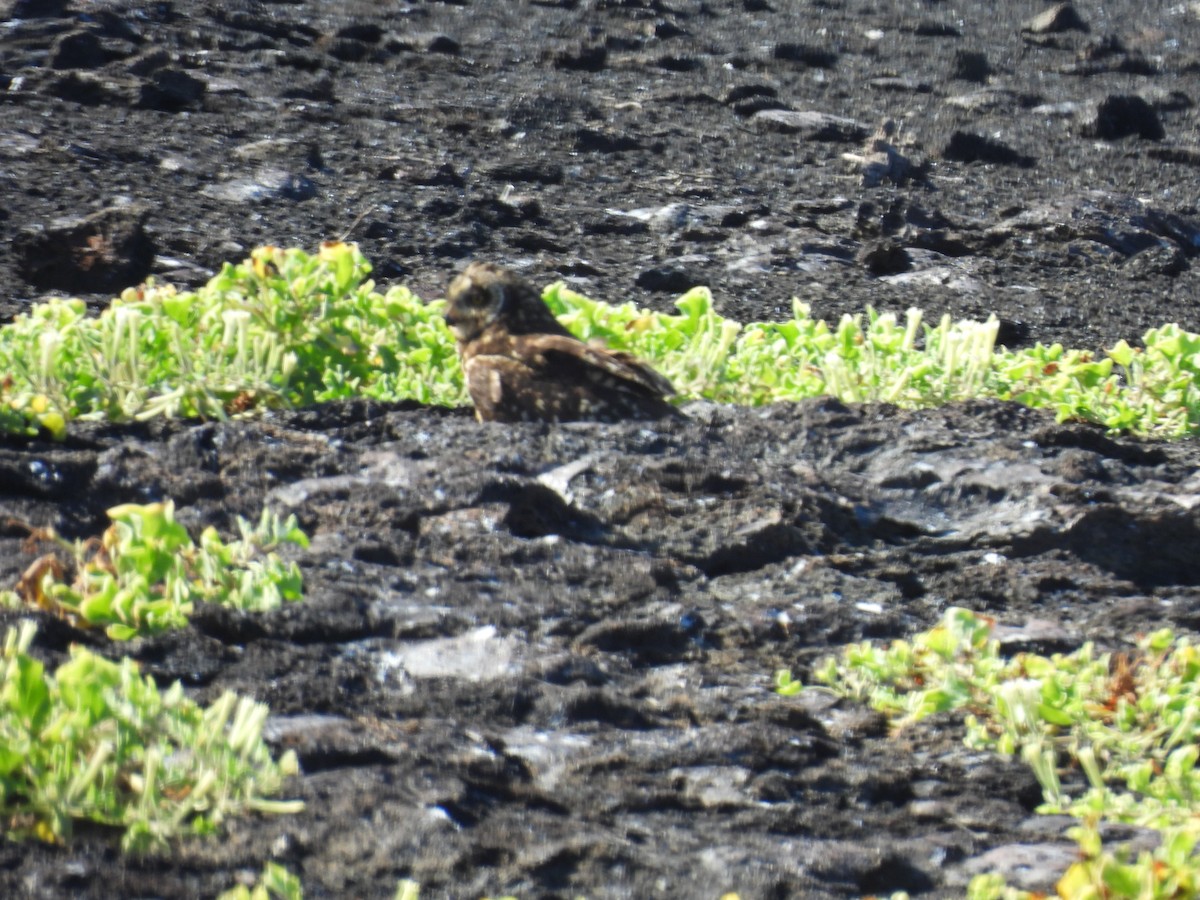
top-left (3, 243), bottom-right (1198, 892)
top-left (217, 862), bottom-right (304, 900)
top-left (0, 243), bottom-right (459, 437)
top-left (214, 872), bottom-right (441, 900)
top-left (0, 619), bottom-right (302, 852)
top-left (777, 608), bottom-right (1200, 898)
top-left (1, 501), bottom-right (308, 640)
top-left (0, 243), bottom-right (1197, 438)
top-left (548, 283), bottom-right (1200, 437)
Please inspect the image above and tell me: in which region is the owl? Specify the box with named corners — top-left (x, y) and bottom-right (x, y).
top-left (443, 262), bottom-right (683, 423)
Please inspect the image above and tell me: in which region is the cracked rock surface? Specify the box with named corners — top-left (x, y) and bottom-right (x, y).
top-left (2, 399), bottom-right (1199, 898)
top-left (4, 0), bottom-right (1200, 348)
top-left (3, 0), bottom-right (1200, 897)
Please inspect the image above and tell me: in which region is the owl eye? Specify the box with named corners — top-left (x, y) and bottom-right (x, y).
top-left (465, 287), bottom-right (495, 309)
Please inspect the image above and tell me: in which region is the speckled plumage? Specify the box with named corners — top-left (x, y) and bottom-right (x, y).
top-left (443, 262), bottom-right (682, 423)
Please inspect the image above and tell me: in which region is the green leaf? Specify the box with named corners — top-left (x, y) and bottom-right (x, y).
top-left (773, 669), bottom-right (802, 696)
top-left (1036, 703), bottom-right (1076, 727)
top-left (3, 654), bottom-right (49, 729)
top-left (1099, 859), bottom-right (1143, 897)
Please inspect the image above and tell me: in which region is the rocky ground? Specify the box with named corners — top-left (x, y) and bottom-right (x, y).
top-left (2, 0), bottom-right (1200, 897)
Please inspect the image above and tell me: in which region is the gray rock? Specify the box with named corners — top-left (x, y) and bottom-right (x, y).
top-left (201, 167), bottom-right (318, 203)
top-left (139, 68), bottom-right (206, 111)
top-left (1023, 2), bottom-right (1089, 35)
top-left (48, 30), bottom-right (106, 70)
top-left (943, 130), bottom-right (1036, 167)
top-left (751, 109), bottom-right (868, 142)
top-left (1079, 94), bottom-right (1165, 140)
top-left (951, 842), bottom-right (1080, 891)
top-left (12, 205), bottom-right (155, 292)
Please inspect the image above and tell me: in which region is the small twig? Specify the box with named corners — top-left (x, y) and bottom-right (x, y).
top-left (336, 202), bottom-right (379, 243)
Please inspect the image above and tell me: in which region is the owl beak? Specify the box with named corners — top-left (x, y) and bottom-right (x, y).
top-left (441, 309), bottom-right (470, 343)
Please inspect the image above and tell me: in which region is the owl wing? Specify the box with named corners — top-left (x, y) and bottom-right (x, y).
top-left (529, 334), bottom-right (677, 399)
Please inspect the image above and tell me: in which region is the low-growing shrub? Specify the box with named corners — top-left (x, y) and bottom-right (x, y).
top-left (0, 243), bottom-right (1198, 438)
top-left (779, 609), bottom-right (1200, 898)
top-left (0, 620), bottom-right (302, 851)
top-left (217, 862), bottom-right (304, 900)
top-left (1, 501), bottom-right (308, 640)
top-left (0, 243), bottom-right (460, 436)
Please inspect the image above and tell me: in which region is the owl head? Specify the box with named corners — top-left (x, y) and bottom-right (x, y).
top-left (443, 262), bottom-right (570, 343)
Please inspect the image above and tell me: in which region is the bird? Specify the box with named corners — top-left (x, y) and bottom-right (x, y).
top-left (442, 262), bottom-right (683, 423)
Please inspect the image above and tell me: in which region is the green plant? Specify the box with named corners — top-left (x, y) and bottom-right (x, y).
top-left (784, 609), bottom-right (1200, 898)
top-left (791, 610), bottom-right (1200, 821)
top-left (1, 500), bottom-right (308, 640)
top-left (0, 243), bottom-right (462, 436)
top-left (3, 243), bottom-right (1199, 438)
top-left (545, 284), bottom-right (1200, 436)
top-left (968, 821), bottom-right (1200, 900)
top-left (0, 620), bottom-right (302, 851)
top-left (217, 862), bottom-right (305, 900)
